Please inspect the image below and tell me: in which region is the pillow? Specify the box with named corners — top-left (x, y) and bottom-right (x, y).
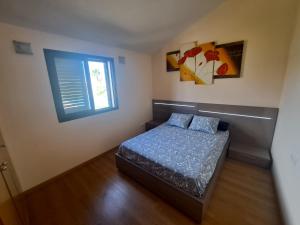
top-left (188, 115), bottom-right (220, 134)
top-left (218, 121), bottom-right (230, 131)
top-left (167, 113), bottom-right (193, 129)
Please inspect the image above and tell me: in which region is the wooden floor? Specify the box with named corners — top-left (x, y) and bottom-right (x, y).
top-left (24, 149), bottom-right (283, 225)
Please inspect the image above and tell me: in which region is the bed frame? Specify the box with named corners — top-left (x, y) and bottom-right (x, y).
top-left (115, 138), bottom-right (231, 223)
top-left (115, 99), bottom-right (278, 222)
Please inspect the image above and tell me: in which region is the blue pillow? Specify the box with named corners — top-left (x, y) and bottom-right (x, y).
top-left (167, 113), bottom-right (193, 129)
top-left (188, 115), bottom-right (220, 134)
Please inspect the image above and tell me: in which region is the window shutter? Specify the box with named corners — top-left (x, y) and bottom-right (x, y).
top-left (54, 58), bottom-right (91, 114)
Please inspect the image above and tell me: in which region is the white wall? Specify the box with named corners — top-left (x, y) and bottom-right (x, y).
top-left (0, 22), bottom-right (153, 191)
top-left (152, 0), bottom-right (297, 107)
top-left (272, 2), bottom-right (300, 225)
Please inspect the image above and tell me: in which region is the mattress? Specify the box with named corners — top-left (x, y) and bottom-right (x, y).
top-left (118, 123), bottom-right (229, 198)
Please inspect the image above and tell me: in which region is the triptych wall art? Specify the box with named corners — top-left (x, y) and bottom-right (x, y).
top-left (166, 40), bottom-right (244, 85)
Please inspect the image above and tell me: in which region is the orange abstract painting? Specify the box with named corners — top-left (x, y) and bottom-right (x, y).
top-left (169, 40), bottom-right (244, 86)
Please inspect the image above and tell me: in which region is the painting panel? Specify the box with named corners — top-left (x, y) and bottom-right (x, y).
top-left (195, 42), bottom-right (215, 85)
top-left (166, 50), bottom-right (180, 72)
top-left (214, 41), bottom-right (244, 78)
top-left (178, 42), bottom-right (197, 81)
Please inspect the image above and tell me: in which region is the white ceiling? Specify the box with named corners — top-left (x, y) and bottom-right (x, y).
top-left (0, 0), bottom-right (223, 53)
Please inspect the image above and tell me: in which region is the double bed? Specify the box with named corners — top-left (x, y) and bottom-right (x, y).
top-left (115, 120), bottom-right (230, 223)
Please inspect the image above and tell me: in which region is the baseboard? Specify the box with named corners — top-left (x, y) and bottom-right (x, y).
top-left (19, 146), bottom-right (119, 198)
top-left (271, 161), bottom-right (291, 225)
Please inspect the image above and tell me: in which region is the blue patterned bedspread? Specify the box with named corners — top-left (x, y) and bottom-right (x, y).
top-left (118, 123), bottom-right (229, 198)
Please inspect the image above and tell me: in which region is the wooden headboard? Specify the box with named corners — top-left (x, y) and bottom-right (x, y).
top-left (152, 99), bottom-right (278, 152)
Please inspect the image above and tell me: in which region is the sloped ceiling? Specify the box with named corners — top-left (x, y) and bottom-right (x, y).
top-left (0, 0), bottom-right (223, 53)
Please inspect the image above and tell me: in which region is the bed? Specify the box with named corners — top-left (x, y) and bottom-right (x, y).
top-left (115, 122), bottom-right (230, 223)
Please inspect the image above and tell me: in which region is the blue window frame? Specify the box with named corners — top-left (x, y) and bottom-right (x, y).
top-left (44, 49), bottom-right (118, 122)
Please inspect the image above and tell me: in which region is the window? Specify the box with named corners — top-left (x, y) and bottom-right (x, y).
top-left (44, 49), bottom-right (118, 122)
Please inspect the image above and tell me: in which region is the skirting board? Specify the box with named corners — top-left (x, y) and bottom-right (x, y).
top-left (19, 146), bottom-right (119, 197)
top-left (272, 162), bottom-right (292, 225)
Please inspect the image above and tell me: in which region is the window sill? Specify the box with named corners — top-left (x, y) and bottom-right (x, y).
top-left (58, 106), bottom-right (119, 123)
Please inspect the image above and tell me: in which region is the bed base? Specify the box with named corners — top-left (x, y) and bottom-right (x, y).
top-left (115, 139), bottom-right (230, 223)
